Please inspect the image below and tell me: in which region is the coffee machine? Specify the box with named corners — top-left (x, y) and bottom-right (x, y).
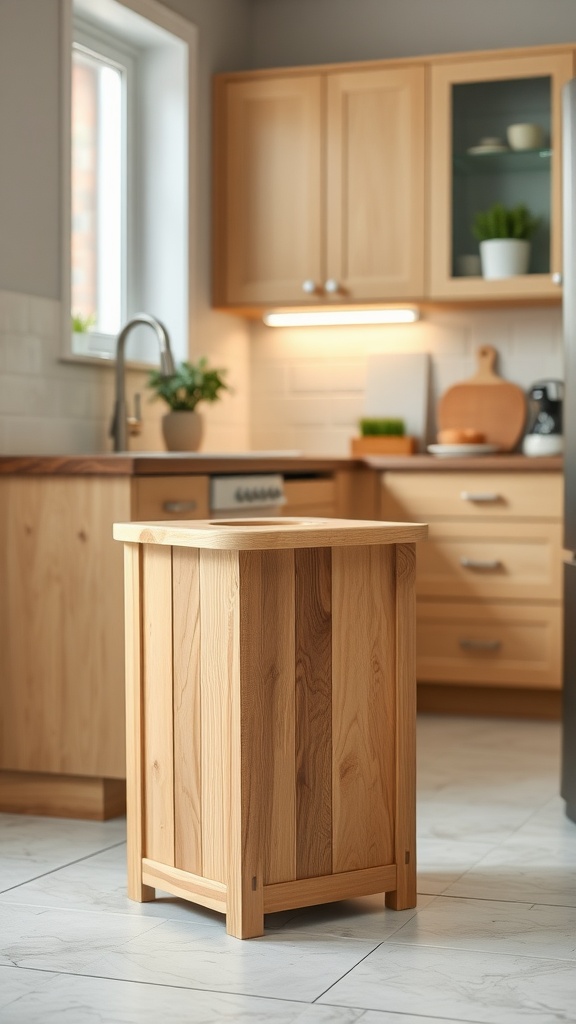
top-left (522, 379), bottom-right (564, 456)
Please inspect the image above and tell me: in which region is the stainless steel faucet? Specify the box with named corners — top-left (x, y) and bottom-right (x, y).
top-left (110, 313), bottom-right (176, 452)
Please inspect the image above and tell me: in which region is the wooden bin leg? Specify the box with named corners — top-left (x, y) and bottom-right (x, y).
top-left (124, 543), bottom-right (155, 903)
top-left (385, 543), bottom-right (417, 911)
top-left (226, 551), bottom-right (265, 938)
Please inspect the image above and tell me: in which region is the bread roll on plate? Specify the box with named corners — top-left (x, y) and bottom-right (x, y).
top-left (437, 428), bottom-right (486, 444)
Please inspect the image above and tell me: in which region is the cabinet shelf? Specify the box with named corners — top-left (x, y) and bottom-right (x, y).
top-left (454, 149), bottom-right (552, 175)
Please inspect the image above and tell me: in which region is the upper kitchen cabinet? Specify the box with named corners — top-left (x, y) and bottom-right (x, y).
top-left (428, 49), bottom-right (574, 301)
top-left (213, 64), bottom-right (426, 310)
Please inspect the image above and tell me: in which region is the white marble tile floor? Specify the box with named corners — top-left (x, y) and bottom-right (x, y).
top-left (1, 715), bottom-right (575, 1024)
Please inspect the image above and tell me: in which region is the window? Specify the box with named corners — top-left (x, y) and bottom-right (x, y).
top-left (71, 34), bottom-right (128, 349)
top-left (65, 0), bottom-right (195, 366)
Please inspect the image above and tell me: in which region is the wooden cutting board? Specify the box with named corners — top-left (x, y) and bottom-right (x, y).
top-left (437, 345), bottom-right (526, 451)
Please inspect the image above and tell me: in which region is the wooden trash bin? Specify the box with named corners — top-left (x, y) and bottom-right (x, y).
top-left (113, 515), bottom-right (427, 938)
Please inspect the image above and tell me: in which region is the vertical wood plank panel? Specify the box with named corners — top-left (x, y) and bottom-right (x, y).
top-left (261, 550), bottom-right (296, 884)
top-left (332, 545), bottom-right (396, 873)
top-left (142, 545), bottom-right (175, 866)
top-left (228, 550), bottom-right (264, 937)
top-left (295, 546), bottom-right (332, 880)
top-left (386, 543), bottom-right (417, 910)
top-left (124, 543), bottom-right (155, 901)
top-left (200, 548), bottom-right (238, 885)
top-left (172, 547), bottom-right (202, 875)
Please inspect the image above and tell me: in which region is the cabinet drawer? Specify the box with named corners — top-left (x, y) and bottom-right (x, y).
top-left (132, 476), bottom-right (210, 521)
top-left (416, 601), bottom-right (561, 689)
top-left (382, 471), bottom-right (563, 520)
top-left (417, 521), bottom-right (562, 601)
top-left (282, 478), bottom-right (337, 517)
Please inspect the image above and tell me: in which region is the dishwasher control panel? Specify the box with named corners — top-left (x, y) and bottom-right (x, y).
top-left (210, 474), bottom-right (286, 515)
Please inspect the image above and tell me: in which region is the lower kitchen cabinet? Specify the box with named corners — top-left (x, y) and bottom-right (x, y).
top-left (0, 472), bottom-right (211, 820)
top-left (0, 463), bottom-right (368, 819)
top-left (380, 469), bottom-right (564, 717)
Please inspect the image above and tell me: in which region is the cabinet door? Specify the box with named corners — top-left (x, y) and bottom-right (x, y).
top-left (429, 51), bottom-right (574, 300)
top-left (326, 66), bottom-right (425, 300)
top-left (214, 75), bottom-right (323, 306)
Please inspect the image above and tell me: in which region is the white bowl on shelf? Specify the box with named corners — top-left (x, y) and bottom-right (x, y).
top-left (507, 123), bottom-right (544, 150)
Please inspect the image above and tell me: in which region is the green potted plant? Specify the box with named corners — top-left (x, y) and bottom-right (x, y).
top-left (147, 357), bottom-right (230, 451)
top-left (471, 203), bottom-right (540, 280)
top-left (350, 417), bottom-right (416, 456)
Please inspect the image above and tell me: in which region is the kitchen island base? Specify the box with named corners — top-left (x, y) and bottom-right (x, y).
top-left (115, 516), bottom-right (426, 938)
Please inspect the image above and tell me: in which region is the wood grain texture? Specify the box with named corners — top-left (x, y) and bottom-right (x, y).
top-left (124, 544), bottom-right (155, 900)
top-left (228, 550), bottom-right (266, 938)
top-left (218, 75), bottom-right (323, 305)
top-left (263, 863), bottom-right (397, 913)
top-left (0, 476), bottom-right (130, 778)
top-left (295, 546), bottom-right (333, 880)
top-left (113, 518), bottom-right (428, 550)
top-left (385, 543), bottom-right (417, 910)
top-left (142, 545), bottom-right (175, 866)
top-left (326, 65), bottom-right (425, 300)
top-left (172, 548), bottom-right (203, 875)
top-left (142, 859), bottom-right (227, 914)
top-left (199, 549), bottom-right (238, 884)
top-left (416, 601), bottom-right (562, 688)
top-left (381, 470), bottom-right (563, 521)
top-left (0, 772), bottom-right (125, 821)
top-left (331, 545), bottom-right (396, 873)
top-left (259, 550), bottom-right (297, 885)
top-left (437, 346), bottom-right (526, 451)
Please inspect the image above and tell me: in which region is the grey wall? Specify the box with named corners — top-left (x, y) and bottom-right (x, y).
top-left (0, 0), bottom-right (62, 298)
top-left (0, 0), bottom-right (251, 302)
top-left (247, 0), bottom-right (576, 68)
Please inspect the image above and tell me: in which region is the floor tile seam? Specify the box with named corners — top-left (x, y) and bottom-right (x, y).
top-left (0, 898), bottom-right (174, 932)
top-left (378, 939), bottom-right (576, 964)
top-left (311, 939), bottom-right (385, 1003)
top-left (0, 840), bottom-right (127, 895)
top-left (317, 999), bottom-right (499, 1024)
top-left (435, 892), bottom-right (576, 909)
top-left (0, 963), bottom-right (330, 1006)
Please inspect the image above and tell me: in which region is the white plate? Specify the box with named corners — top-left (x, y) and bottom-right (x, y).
top-left (427, 443), bottom-right (501, 458)
top-left (467, 144), bottom-right (509, 155)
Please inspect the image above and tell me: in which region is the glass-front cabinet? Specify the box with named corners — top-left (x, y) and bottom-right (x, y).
top-left (429, 51), bottom-right (574, 300)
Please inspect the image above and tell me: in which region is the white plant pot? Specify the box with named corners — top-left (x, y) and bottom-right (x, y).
top-left (479, 239), bottom-right (531, 280)
top-left (161, 410), bottom-right (203, 451)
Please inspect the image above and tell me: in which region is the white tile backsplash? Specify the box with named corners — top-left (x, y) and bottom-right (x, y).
top-left (249, 306), bottom-right (564, 453)
top-left (0, 291), bottom-right (249, 455)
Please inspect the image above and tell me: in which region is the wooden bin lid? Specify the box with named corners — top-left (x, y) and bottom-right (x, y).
top-left (113, 516), bottom-right (428, 551)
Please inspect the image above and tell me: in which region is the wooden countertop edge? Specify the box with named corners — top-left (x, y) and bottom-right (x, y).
top-left (0, 454), bottom-right (563, 476)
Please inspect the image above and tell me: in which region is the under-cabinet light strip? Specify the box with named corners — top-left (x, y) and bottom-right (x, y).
top-left (262, 308), bottom-right (420, 327)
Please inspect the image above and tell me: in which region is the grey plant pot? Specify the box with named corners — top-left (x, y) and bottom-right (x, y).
top-left (161, 410), bottom-right (203, 451)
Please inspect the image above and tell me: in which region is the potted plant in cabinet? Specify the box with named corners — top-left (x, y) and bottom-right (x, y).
top-left (472, 202), bottom-right (540, 280)
top-left (147, 357), bottom-right (230, 451)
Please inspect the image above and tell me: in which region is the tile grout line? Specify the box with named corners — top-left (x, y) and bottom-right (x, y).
top-left (0, 840), bottom-right (127, 896)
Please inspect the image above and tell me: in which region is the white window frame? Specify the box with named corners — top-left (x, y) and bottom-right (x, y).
top-left (60, 0), bottom-right (198, 368)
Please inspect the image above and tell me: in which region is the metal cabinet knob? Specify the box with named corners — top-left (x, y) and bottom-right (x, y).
top-left (459, 638), bottom-right (501, 652)
top-left (552, 272), bottom-right (563, 286)
top-left (460, 491), bottom-right (502, 503)
top-left (163, 500), bottom-right (198, 513)
top-left (324, 278), bottom-right (340, 294)
top-left (459, 557), bottom-right (503, 570)
top-left (302, 279), bottom-right (318, 294)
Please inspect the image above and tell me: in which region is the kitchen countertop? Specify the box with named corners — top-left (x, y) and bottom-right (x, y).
top-left (0, 453), bottom-right (563, 475)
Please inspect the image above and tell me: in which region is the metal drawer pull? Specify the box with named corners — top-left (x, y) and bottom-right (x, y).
top-left (459, 638), bottom-right (501, 652)
top-left (459, 557), bottom-right (502, 570)
top-left (162, 500), bottom-right (198, 513)
top-left (460, 491), bottom-right (502, 503)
